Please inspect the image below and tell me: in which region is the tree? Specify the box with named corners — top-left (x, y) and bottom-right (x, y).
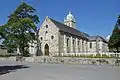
top-left (108, 15), bottom-right (120, 52)
top-left (0, 2), bottom-right (39, 56)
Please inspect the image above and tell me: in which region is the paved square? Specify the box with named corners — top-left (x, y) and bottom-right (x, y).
top-left (0, 60), bottom-right (120, 80)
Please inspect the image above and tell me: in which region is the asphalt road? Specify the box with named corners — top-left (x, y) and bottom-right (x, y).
top-left (0, 60), bottom-right (120, 80)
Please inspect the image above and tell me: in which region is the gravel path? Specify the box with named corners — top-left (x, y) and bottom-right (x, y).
top-left (0, 60), bottom-right (120, 80)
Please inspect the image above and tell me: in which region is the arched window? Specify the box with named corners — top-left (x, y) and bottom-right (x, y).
top-left (41, 37), bottom-right (43, 40)
top-left (46, 25), bottom-right (48, 28)
top-left (73, 40), bottom-right (75, 53)
top-left (78, 41), bottom-right (80, 45)
top-left (73, 40), bottom-right (74, 45)
top-left (45, 31), bottom-right (48, 40)
top-left (67, 38), bottom-right (69, 46)
top-left (51, 36), bottom-right (54, 39)
top-left (45, 31), bottom-right (48, 34)
top-left (68, 23), bottom-right (70, 26)
top-left (90, 42), bottom-right (92, 48)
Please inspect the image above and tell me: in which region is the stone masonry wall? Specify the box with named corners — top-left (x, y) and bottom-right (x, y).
top-left (24, 57), bottom-right (119, 66)
top-left (0, 56), bottom-right (119, 66)
top-left (38, 17), bottom-right (59, 56)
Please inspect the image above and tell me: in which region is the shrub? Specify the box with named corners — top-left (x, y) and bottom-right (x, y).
top-left (94, 53), bottom-right (101, 58)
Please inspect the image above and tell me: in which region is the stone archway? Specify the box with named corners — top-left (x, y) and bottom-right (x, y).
top-left (44, 44), bottom-right (49, 56)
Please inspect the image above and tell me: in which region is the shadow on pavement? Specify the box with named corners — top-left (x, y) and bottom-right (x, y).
top-left (0, 65), bottom-right (30, 75)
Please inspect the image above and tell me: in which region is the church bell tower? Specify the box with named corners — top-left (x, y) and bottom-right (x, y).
top-left (64, 12), bottom-right (76, 29)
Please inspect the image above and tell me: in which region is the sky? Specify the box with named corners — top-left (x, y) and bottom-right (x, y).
top-left (0, 0), bottom-right (119, 38)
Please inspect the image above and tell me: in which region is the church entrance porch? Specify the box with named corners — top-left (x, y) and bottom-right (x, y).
top-left (44, 44), bottom-right (49, 56)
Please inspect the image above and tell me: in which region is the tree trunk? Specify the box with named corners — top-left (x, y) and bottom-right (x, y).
top-left (116, 47), bottom-right (119, 53)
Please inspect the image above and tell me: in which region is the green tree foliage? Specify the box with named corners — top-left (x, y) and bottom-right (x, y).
top-left (108, 15), bottom-right (120, 52)
top-left (0, 2), bottom-right (39, 56)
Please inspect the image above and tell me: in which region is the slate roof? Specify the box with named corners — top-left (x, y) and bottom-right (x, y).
top-left (89, 35), bottom-right (108, 43)
top-left (49, 18), bottom-right (88, 39)
top-left (89, 36), bottom-right (98, 41)
top-left (47, 18), bottom-right (107, 43)
top-left (98, 36), bottom-right (108, 43)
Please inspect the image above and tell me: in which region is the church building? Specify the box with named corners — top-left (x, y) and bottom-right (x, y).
top-left (29, 12), bottom-right (109, 56)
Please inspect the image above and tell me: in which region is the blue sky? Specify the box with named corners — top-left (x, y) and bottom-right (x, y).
top-left (0, 0), bottom-right (119, 38)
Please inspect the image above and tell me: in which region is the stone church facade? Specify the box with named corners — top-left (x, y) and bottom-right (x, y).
top-left (30, 12), bottom-right (109, 56)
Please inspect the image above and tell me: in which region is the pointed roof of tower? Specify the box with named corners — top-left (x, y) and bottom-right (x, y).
top-left (66, 12), bottom-right (75, 21)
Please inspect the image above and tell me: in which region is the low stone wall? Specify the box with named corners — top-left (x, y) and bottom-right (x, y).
top-left (0, 57), bottom-right (16, 61)
top-left (0, 56), bottom-right (119, 66)
top-left (24, 56), bottom-right (118, 65)
top-left (0, 48), bottom-right (8, 55)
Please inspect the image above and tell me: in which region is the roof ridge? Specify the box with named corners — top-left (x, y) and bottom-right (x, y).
top-left (49, 18), bottom-right (88, 39)
top-left (49, 18), bottom-right (82, 32)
